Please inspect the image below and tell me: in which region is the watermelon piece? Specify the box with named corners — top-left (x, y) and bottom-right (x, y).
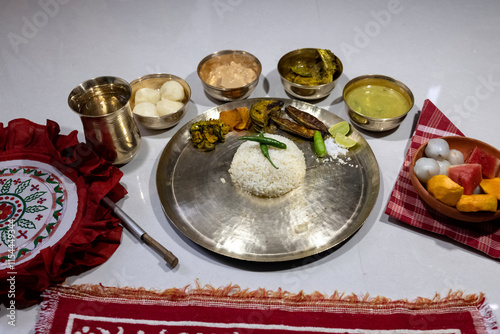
top-left (448, 164), bottom-right (482, 195)
top-left (465, 146), bottom-right (500, 179)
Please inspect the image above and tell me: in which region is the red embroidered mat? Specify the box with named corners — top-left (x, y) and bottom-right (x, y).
top-left (0, 119), bottom-right (126, 307)
top-left (35, 284), bottom-right (498, 334)
top-left (385, 100), bottom-right (500, 258)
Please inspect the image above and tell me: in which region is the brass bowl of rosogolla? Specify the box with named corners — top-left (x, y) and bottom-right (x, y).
top-left (130, 73), bottom-right (191, 130)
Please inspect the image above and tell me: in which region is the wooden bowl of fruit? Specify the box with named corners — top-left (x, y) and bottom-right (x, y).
top-left (409, 136), bottom-right (500, 222)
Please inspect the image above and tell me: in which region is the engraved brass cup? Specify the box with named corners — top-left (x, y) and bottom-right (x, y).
top-left (68, 76), bottom-right (141, 166)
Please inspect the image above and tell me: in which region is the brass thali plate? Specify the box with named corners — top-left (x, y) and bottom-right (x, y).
top-left (156, 98), bottom-right (380, 262)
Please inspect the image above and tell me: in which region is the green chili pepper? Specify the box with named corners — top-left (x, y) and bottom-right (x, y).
top-left (314, 130), bottom-right (327, 158)
top-left (238, 135), bottom-right (287, 149)
top-left (258, 132), bottom-right (278, 169)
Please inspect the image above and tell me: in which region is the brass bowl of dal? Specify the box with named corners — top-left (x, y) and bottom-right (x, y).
top-left (343, 74), bottom-right (414, 132)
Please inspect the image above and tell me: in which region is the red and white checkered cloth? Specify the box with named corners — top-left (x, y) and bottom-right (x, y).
top-left (385, 99), bottom-right (500, 258)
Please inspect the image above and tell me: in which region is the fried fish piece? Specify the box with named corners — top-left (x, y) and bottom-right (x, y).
top-left (249, 100), bottom-right (284, 130)
top-left (285, 105), bottom-right (328, 134)
top-left (317, 49), bottom-right (337, 83)
top-left (270, 116), bottom-right (316, 139)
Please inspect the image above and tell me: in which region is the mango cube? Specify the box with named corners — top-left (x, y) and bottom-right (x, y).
top-left (427, 175), bottom-right (464, 206)
top-left (456, 194), bottom-right (497, 212)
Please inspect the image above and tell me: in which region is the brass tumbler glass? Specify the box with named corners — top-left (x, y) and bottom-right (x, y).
top-left (68, 76), bottom-right (141, 166)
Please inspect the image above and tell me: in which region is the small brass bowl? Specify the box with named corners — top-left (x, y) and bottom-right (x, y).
top-left (197, 50), bottom-right (262, 101)
top-left (277, 48), bottom-right (343, 100)
top-left (130, 74), bottom-right (191, 130)
top-left (343, 74), bottom-right (414, 132)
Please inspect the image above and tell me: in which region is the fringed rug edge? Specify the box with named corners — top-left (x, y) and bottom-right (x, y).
top-left (41, 281), bottom-right (487, 309)
top-left (36, 282), bottom-right (499, 334)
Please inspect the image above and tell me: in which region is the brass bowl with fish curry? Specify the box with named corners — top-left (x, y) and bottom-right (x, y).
top-left (277, 48), bottom-right (343, 101)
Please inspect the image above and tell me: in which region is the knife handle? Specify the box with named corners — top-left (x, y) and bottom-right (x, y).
top-left (142, 233), bottom-right (179, 268)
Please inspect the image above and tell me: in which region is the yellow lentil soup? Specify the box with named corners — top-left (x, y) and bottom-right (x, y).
top-left (345, 84), bottom-right (411, 119)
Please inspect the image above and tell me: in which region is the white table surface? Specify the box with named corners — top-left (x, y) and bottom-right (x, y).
top-left (1, 0), bottom-right (499, 332)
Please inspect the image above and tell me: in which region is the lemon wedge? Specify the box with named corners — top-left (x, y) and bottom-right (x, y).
top-left (329, 121), bottom-right (350, 137)
top-left (335, 133), bottom-right (357, 148)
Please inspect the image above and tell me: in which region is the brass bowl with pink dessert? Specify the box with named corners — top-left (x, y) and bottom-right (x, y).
top-left (197, 50), bottom-right (262, 102)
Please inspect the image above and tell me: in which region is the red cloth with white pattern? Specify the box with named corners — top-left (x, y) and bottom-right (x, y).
top-left (385, 99), bottom-right (500, 258)
top-left (0, 119), bottom-right (125, 307)
top-left (35, 284), bottom-right (498, 334)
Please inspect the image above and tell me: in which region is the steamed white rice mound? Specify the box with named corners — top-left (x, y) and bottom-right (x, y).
top-left (228, 134), bottom-right (306, 197)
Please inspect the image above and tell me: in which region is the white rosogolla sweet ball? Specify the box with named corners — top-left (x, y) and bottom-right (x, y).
top-left (156, 99), bottom-right (184, 116)
top-left (133, 102), bottom-right (158, 117)
top-left (424, 138), bottom-right (450, 160)
top-left (135, 87), bottom-right (161, 104)
top-left (414, 157), bottom-right (440, 183)
top-left (160, 81), bottom-right (185, 102)
top-left (447, 149), bottom-right (464, 165)
top-left (436, 159), bottom-right (451, 176)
